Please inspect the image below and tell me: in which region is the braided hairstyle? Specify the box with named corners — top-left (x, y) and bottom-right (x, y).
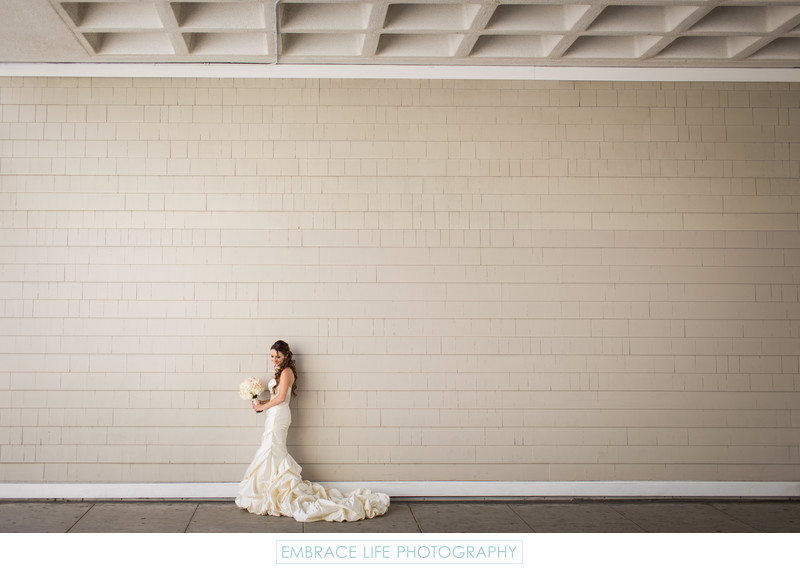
top-left (271, 340), bottom-right (298, 397)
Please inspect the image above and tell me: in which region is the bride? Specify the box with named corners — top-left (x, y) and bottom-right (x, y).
top-left (235, 340), bottom-right (390, 522)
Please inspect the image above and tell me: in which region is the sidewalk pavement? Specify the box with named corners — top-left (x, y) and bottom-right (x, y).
top-left (1, 499), bottom-right (798, 533)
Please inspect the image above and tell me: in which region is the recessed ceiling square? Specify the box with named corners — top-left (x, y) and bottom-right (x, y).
top-left (281, 33), bottom-right (365, 56)
top-left (61, 2), bottom-right (163, 29)
top-left (654, 36), bottom-right (760, 59)
top-left (186, 32), bottom-right (269, 55)
top-left (280, 3), bottom-right (371, 31)
top-left (470, 35), bottom-right (562, 58)
top-left (172, 2), bottom-right (266, 30)
top-left (377, 33), bottom-right (459, 57)
top-left (92, 32), bottom-right (174, 55)
top-left (564, 35), bottom-right (661, 59)
top-left (486, 4), bottom-right (590, 33)
top-left (690, 6), bottom-right (796, 34)
top-left (749, 37), bottom-right (800, 60)
top-left (588, 5), bottom-right (700, 33)
top-left (384, 3), bottom-right (481, 31)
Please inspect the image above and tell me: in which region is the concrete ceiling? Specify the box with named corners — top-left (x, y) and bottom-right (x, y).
top-left (2, 0), bottom-right (800, 68)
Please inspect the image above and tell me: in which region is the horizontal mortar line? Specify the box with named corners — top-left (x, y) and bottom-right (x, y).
top-left (11, 402), bottom-right (800, 407)
top-left (2, 330), bottom-right (797, 336)
top-left (9, 398), bottom-right (796, 402)
top-left (15, 424), bottom-right (603, 428)
top-left (0, 332), bottom-right (797, 338)
top-left (8, 409), bottom-right (799, 415)
top-left (0, 327), bottom-right (789, 331)
top-left (13, 402), bottom-right (795, 408)
top-left (3, 247), bottom-right (798, 252)
top-left (2, 333), bottom-right (793, 337)
top-left (1, 288), bottom-right (796, 292)
top-left (7, 245), bottom-right (793, 249)
top-left (5, 280), bottom-right (796, 284)
top-left (8, 210), bottom-right (788, 214)
top-left (6, 317), bottom-right (778, 321)
top-left (3, 392), bottom-right (796, 396)
top-left (4, 299), bottom-right (789, 303)
top-left (6, 460), bottom-right (799, 466)
top-left (3, 266), bottom-right (797, 270)
top-left (11, 355), bottom-right (752, 359)
top-left (4, 282), bottom-right (794, 286)
top-left (10, 433), bottom-right (795, 437)
top-left (0, 262), bottom-right (800, 266)
top-left (6, 196), bottom-right (799, 201)
top-left (8, 431), bottom-right (796, 435)
top-left (4, 313), bottom-right (785, 317)
top-left (3, 374), bottom-right (789, 378)
top-left (6, 191), bottom-right (793, 197)
top-left (3, 289), bottom-right (795, 293)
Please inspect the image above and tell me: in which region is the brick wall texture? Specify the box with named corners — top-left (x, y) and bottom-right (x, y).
top-left (1, 77), bottom-right (798, 483)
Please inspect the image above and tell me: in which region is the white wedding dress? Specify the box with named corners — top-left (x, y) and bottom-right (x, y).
top-left (235, 380), bottom-right (390, 522)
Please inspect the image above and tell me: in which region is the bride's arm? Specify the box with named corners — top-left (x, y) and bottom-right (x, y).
top-left (253, 369), bottom-right (293, 412)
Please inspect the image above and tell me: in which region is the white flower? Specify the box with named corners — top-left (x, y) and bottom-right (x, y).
top-left (238, 377), bottom-right (265, 400)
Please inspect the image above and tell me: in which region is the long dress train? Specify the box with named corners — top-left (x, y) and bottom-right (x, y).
top-left (235, 381), bottom-right (390, 522)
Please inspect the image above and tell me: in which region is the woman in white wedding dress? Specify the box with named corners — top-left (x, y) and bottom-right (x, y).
top-left (235, 340), bottom-right (390, 522)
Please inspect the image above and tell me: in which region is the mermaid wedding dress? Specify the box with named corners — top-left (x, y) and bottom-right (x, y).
top-left (235, 380), bottom-right (390, 522)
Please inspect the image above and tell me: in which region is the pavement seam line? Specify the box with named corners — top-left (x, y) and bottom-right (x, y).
top-left (606, 502), bottom-right (648, 533)
top-left (507, 504), bottom-right (537, 533)
top-left (708, 502), bottom-right (761, 533)
top-left (184, 502), bottom-right (201, 533)
top-left (406, 503), bottom-right (424, 533)
top-left (65, 502), bottom-right (95, 533)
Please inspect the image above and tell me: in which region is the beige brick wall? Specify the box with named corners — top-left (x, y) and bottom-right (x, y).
top-left (0, 77), bottom-right (798, 484)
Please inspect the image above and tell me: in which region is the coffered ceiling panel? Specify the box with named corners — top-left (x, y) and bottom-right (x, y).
top-left (4, 0), bottom-right (797, 67)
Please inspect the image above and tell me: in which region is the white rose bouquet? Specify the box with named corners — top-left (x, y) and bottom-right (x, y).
top-left (239, 377), bottom-right (265, 413)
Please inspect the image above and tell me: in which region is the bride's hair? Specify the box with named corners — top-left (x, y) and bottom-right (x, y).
top-left (271, 340), bottom-right (298, 397)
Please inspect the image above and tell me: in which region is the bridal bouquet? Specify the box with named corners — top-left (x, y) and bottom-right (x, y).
top-left (239, 377), bottom-right (265, 413)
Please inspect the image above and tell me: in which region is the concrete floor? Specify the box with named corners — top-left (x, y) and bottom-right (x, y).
top-left (1, 499), bottom-right (798, 533)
